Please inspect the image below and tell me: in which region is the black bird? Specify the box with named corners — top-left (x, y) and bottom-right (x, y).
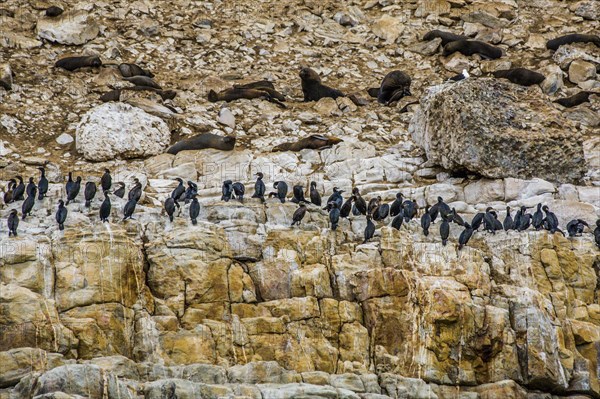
top-left (351, 188), bottom-right (367, 216)
top-left (450, 208), bottom-right (464, 226)
top-left (7, 209), bottom-right (18, 237)
top-left (13, 176), bottom-right (25, 201)
top-left (566, 219), bottom-right (589, 237)
top-left (421, 206), bottom-right (431, 236)
top-left (326, 187), bottom-right (344, 209)
top-left (309, 181), bottom-right (321, 206)
top-left (84, 181), bottom-right (97, 207)
top-left (492, 211), bottom-right (503, 232)
top-left (221, 180), bottom-right (234, 202)
top-left (56, 200), bottom-right (67, 230)
top-left (291, 185), bottom-right (306, 204)
top-left (99, 191), bottom-right (111, 222)
top-left (517, 206), bottom-right (532, 231)
top-left (532, 203), bottom-right (544, 230)
top-left (252, 172), bottom-right (266, 202)
top-left (232, 182), bottom-right (245, 202)
top-left (274, 181), bottom-right (288, 203)
top-left (402, 199), bottom-right (417, 222)
top-left (26, 177), bottom-right (36, 198)
top-left (483, 207), bottom-right (497, 234)
top-left (594, 220), bottom-right (600, 248)
top-left (429, 196), bottom-right (450, 222)
top-left (542, 205), bottom-right (560, 233)
top-left (503, 206), bottom-right (514, 231)
top-left (184, 181), bottom-right (198, 204)
top-left (101, 168), bottom-right (112, 192)
top-left (123, 199), bottom-right (137, 221)
top-left (374, 203), bottom-right (390, 221)
top-left (113, 182), bottom-right (126, 198)
top-left (22, 187), bottom-right (36, 220)
top-left (440, 215), bottom-right (450, 246)
top-left (364, 216), bottom-right (375, 243)
top-left (170, 178), bottom-right (185, 205)
top-left (458, 222), bottom-right (474, 250)
top-left (329, 202), bottom-right (340, 231)
top-left (471, 212), bottom-right (485, 231)
top-left (340, 197), bottom-right (353, 218)
top-left (165, 197), bottom-right (176, 222)
top-left (66, 176), bottom-right (82, 205)
top-left (367, 196), bottom-right (380, 216)
top-left (291, 202), bottom-right (307, 226)
top-left (189, 197), bottom-right (200, 225)
top-left (390, 193), bottom-right (403, 217)
top-left (391, 210), bottom-right (404, 230)
top-left (4, 179), bottom-right (16, 204)
top-left (65, 173), bottom-right (74, 198)
top-left (37, 167), bottom-right (48, 200)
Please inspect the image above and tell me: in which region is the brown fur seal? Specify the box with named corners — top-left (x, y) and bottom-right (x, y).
top-left (299, 67), bottom-right (345, 102)
top-left (55, 55), bottom-right (102, 71)
top-left (546, 34), bottom-right (600, 51)
top-left (423, 30), bottom-right (468, 46)
top-left (123, 76), bottom-right (161, 89)
top-left (45, 6), bottom-right (63, 17)
top-left (442, 40), bottom-right (503, 59)
top-left (492, 68), bottom-right (545, 86)
top-left (101, 87), bottom-right (176, 102)
top-left (272, 135), bottom-right (343, 152)
top-left (167, 133), bottom-right (236, 155)
top-left (554, 91), bottom-right (598, 108)
top-left (367, 70), bottom-right (412, 105)
top-left (118, 63), bottom-right (154, 78)
top-left (208, 81), bottom-right (286, 107)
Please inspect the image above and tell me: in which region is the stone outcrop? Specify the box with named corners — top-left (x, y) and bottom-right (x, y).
top-left (410, 79), bottom-right (588, 184)
top-left (36, 11), bottom-right (99, 45)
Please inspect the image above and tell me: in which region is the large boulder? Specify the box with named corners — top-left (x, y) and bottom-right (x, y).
top-left (409, 78), bottom-right (587, 183)
top-left (76, 102), bottom-right (171, 161)
top-left (36, 11), bottom-right (99, 45)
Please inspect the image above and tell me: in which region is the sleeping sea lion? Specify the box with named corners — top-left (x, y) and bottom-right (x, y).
top-left (423, 30), bottom-right (468, 46)
top-left (546, 34), bottom-right (600, 51)
top-left (272, 135), bottom-right (343, 152)
top-left (442, 40), bottom-right (503, 59)
top-left (167, 133), bottom-right (236, 155)
top-left (55, 55), bottom-right (102, 71)
top-left (492, 68), bottom-right (545, 86)
top-left (367, 70), bottom-right (412, 105)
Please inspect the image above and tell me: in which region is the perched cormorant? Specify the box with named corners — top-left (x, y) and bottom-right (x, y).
top-left (450, 208), bottom-right (464, 226)
top-left (429, 196), bottom-right (450, 222)
top-left (291, 202), bottom-right (307, 226)
top-left (326, 187), bottom-right (344, 209)
top-left (37, 167), bottom-right (48, 200)
top-left (421, 206), bottom-right (431, 236)
top-left (391, 210), bottom-right (404, 230)
top-left (4, 179), bottom-right (16, 204)
top-left (374, 203), bottom-right (390, 221)
top-left (66, 176), bottom-right (82, 205)
top-left (440, 215), bottom-right (450, 246)
top-left (221, 180), bottom-right (234, 202)
top-left (390, 193), bottom-right (403, 217)
top-left (340, 197), bottom-right (353, 218)
top-left (594, 220), bottom-right (600, 248)
top-left (7, 209), bottom-right (18, 236)
top-left (13, 176), bottom-right (25, 201)
top-left (21, 187), bottom-right (36, 220)
top-left (171, 178), bottom-right (185, 205)
top-left (99, 191), bottom-right (111, 222)
top-left (233, 182), bottom-right (245, 202)
top-left (190, 197), bottom-right (200, 225)
top-left (351, 188), bottom-right (367, 216)
top-left (458, 222), bottom-right (474, 250)
top-left (274, 181), bottom-right (288, 203)
top-left (291, 185), bottom-right (306, 204)
top-left (65, 173), bottom-right (74, 198)
top-left (517, 206), bottom-right (532, 231)
top-left (26, 177), bottom-right (36, 198)
top-left (566, 219), bottom-right (589, 237)
top-left (165, 197), bottom-right (176, 222)
top-left (84, 181), bottom-right (97, 207)
top-left (542, 205), bottom-right (560, 233)
top-left (123, 199), bottom-right (137, 221)
top-left (252, 172), bottom-right (266, 202)
top-left (364, 216), bottom-right (375, 243)
top-left (184, 181), bottom-right (198, 204)
top-left (483, 207), bottom-right (497, 234)
top-left (101, 168), bottom-right (112, 192)
top-left (113, 182), bottom-right (126, 198)
top-left (329, 202), bottom-right (340, 231)
top-left (503, 206), bottom-right (514, 231)
top-left (367, 196), bottom-right (380, 216)
top-left (532, 203), bottom-right (544, 230)
top-left (56, 200), bottom-right (67, 230)
top-left (471, 212), bottom-right (484, 231)
top-left (309, 181), bottom-right (321, 206)
top-left (402, 199), bottom-right (417, 222)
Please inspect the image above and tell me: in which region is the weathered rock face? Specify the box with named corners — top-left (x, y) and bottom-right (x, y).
top-left (36, 11), bottom-right (99, 45)
top-left (76, 103), bottom-right (171, 161)
top-left (410, 79), bottom-right (588, 183)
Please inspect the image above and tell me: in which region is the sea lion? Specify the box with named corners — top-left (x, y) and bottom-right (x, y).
top-left (272, 135), bottom-right (343, 152)
top-left (100, 87), bottom-right (177, 102)
top-left (554, 91), bottom-right (598, 108)
top-left (123, 76), bottom-right (161, 89)
top-left (299, 67), bottom-right (344, 102)
top-left (546, 34), bottom-right (600, 51)
top-left (442, 40), bottom-right (503, 59)
top-left (208, 81), bottom-right (285, 106)
top-left (167, 133), bottom-right (236, 155)
top-left (368, 70), bottom-right (412, 105)
top-left (233, 80), bottom-right (275, 90)
top-left (492, 68), bottom-right (545, 86)
top-left (45, 6), bottom-right (63, 17)
top-left (55, 55), bottom-right (102, 71)
top-left (118, 63), bottom-right (154, 78)
top-left (423, 30), bottom-right (468, 46)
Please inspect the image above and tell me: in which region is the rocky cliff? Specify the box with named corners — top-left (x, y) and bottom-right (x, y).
top-left (1, 0), bottom-right (600, 398)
